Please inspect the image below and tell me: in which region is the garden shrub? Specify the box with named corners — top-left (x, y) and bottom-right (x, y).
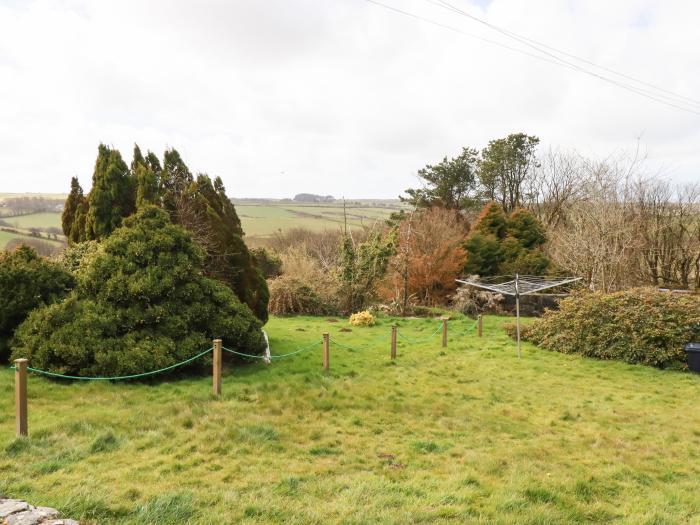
top-left (56, 240), bottom-right (103, 277)
top-left (349, 311), bottom-right (375, 327)
top-left (463, 203), bottom-right (550, 276)
top-left (266, 247), bottom-right (340, 315)
top-left (63, 145), bottom-right (270, 323)
top-left (11, 207), bottom-right (265, 376)
top-left (521, 288), bottom-right (700, 368)
top-left (267, 275), bottom-right (335, 316)
top-left (0, 245), bottom-right (75, 361)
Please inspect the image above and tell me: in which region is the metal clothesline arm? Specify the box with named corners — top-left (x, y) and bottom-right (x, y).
top-left (517, 277), bottom-right (582, 296)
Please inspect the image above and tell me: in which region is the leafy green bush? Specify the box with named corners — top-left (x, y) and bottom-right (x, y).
top-left (463, 203), bottom-right (550, 276)
top-left (0, 245), bottom-right (75, 361)
top-left (11, 207), bottom-right (265, 376)
top-left (521, 288), bottom-right (700, 368)
top-left (56, 240), bottom-right (103, 277)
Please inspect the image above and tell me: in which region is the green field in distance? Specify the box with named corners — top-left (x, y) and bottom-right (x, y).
top-left (0, 200), bottom-right (404, 249)
top-left (236, 202), bottom-right (402, 240)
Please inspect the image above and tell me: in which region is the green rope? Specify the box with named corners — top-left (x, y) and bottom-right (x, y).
top-left (454, 320), bottom-right (479, 337)
top-left (11, 347), bottom-right (214, 381)
top-left (221, 347), bottom-right (268, 360)
top-left (329, 338), bottom-right (376, 352)
top-left (396, 322), bottom-right (443, 344)
top-left (222, 340), bottom-right (320, 360)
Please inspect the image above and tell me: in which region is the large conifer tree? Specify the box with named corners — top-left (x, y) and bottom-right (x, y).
top-left (61, 144), bottom-right (269, 322)
top-left (132, 145), bottom-right (161, 208)
top-left (85, 144), bottom-right (136, 240)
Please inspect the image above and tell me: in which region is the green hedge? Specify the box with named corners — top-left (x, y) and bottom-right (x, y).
top-left (521, 288), bottom-right (700, 369)
top-left (0, 245), bottom-right (75, 361)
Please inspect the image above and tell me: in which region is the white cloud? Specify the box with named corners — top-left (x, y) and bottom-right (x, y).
top-left (0, 0), bottom-right (698, 197)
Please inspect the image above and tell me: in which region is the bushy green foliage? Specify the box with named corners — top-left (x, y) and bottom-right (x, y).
top-left (85, 144), bottom-right (136, 240)
top-left (339, 231), bottom-right (394, 314)
top-left (464, 203), bottom-right (550, 276)
top-left (251, 247), bottom-right (283, 279)
top-left (463, 233), bottom-right (502, 276)
top-left (402, 147), bottom-right (479, 210)
top-left (521, 288), bottom-right (700, 368)
top-left (472, 201), bottom-right (508, 238)
top-left (479, 133), bottom-right (540, 213)
top-left (56, 240), bottom-right (103, 277)
top-left (184, 175), bottom-right (269, 322)
top-left (11, 207), bottom-right (265, 376)
top-left (132, 145), bottom-right (161, 208)
top-left (0, 246), bottom-right (75, 361)
top-left (62, 144), bottom-right (269, 323)
top-left (62, 177), bottom-right (87, 243)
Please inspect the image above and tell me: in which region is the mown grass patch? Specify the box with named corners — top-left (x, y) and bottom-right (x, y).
top-left (0, 314), bottom-right (699, 523)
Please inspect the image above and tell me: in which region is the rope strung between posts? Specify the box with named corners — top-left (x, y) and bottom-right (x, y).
top-left (222, 339), bottom-right (320, 360)
top-left (395, 322), bottom-right (443, 344)
top-left (328, 338), bottom-right (377, 352)
top-left (8, 347), bottom-right (214, 381)
top-left (453, 320), bottom-right (479, 338)
top-left (7, 319), bottom-right (480, 380)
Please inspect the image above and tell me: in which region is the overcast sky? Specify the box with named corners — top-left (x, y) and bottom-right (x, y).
top-left (1, 0), bottom-right (698, 198)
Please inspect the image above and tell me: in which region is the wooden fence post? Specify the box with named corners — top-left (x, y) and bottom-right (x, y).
top-left (213, 339), bottom-right (222, 397)
top-left (441, 317), bottom-right (448, 348)
top-left (15, 359), bottom-right (28, 437)
top-left (322, 333), bottom-right (330, 371)
top-left (391, 325), bottom-right (397, 360)
top-left (477, 314), bottom-right (483, 337)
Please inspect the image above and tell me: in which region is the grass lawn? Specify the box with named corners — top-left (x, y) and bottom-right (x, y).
top-left (1, 315), bottom-right (699, 524)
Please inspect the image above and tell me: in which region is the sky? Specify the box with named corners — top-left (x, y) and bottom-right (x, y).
top-left (0, 0), bottom-right (698, 198)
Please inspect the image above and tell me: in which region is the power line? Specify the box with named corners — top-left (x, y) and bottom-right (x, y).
top-left (364, 0), bottom-right (587, 70)
top-left (364, 0), bottom-right (700, 115)
top-left (430, 0), bottom-right (700, 109)
top-left (429, 0), bottom-right (700, 114)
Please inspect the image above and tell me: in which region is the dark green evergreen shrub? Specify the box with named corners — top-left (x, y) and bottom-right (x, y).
top-left (251, 248), bottom-right (283, 279)
top-left (184, 175), bottom-right (269, 323)
top-left (521, 288), bottom-right (700, 368)
top-left (63, 145), bottom-right (270, 323)
top-left (11, 207), bottom-right (265, 376)
top-left (463, 203), bottom-right (550, 276)
top-left (0, 246), bottom-right (75, 361)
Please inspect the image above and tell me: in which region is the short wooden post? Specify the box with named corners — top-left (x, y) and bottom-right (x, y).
top-left (441, 317), bottom-right (448, 348)
top-left (322, 333), bottom-right (330, 371)
top-left (391, 326), bottom-right (397, 360)
top-left (15, 359), bottom-right (28, 437)
top-left (477, 314), bottom-right (483, 337)
top-left (213, 339), bottom-right (222, 397)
